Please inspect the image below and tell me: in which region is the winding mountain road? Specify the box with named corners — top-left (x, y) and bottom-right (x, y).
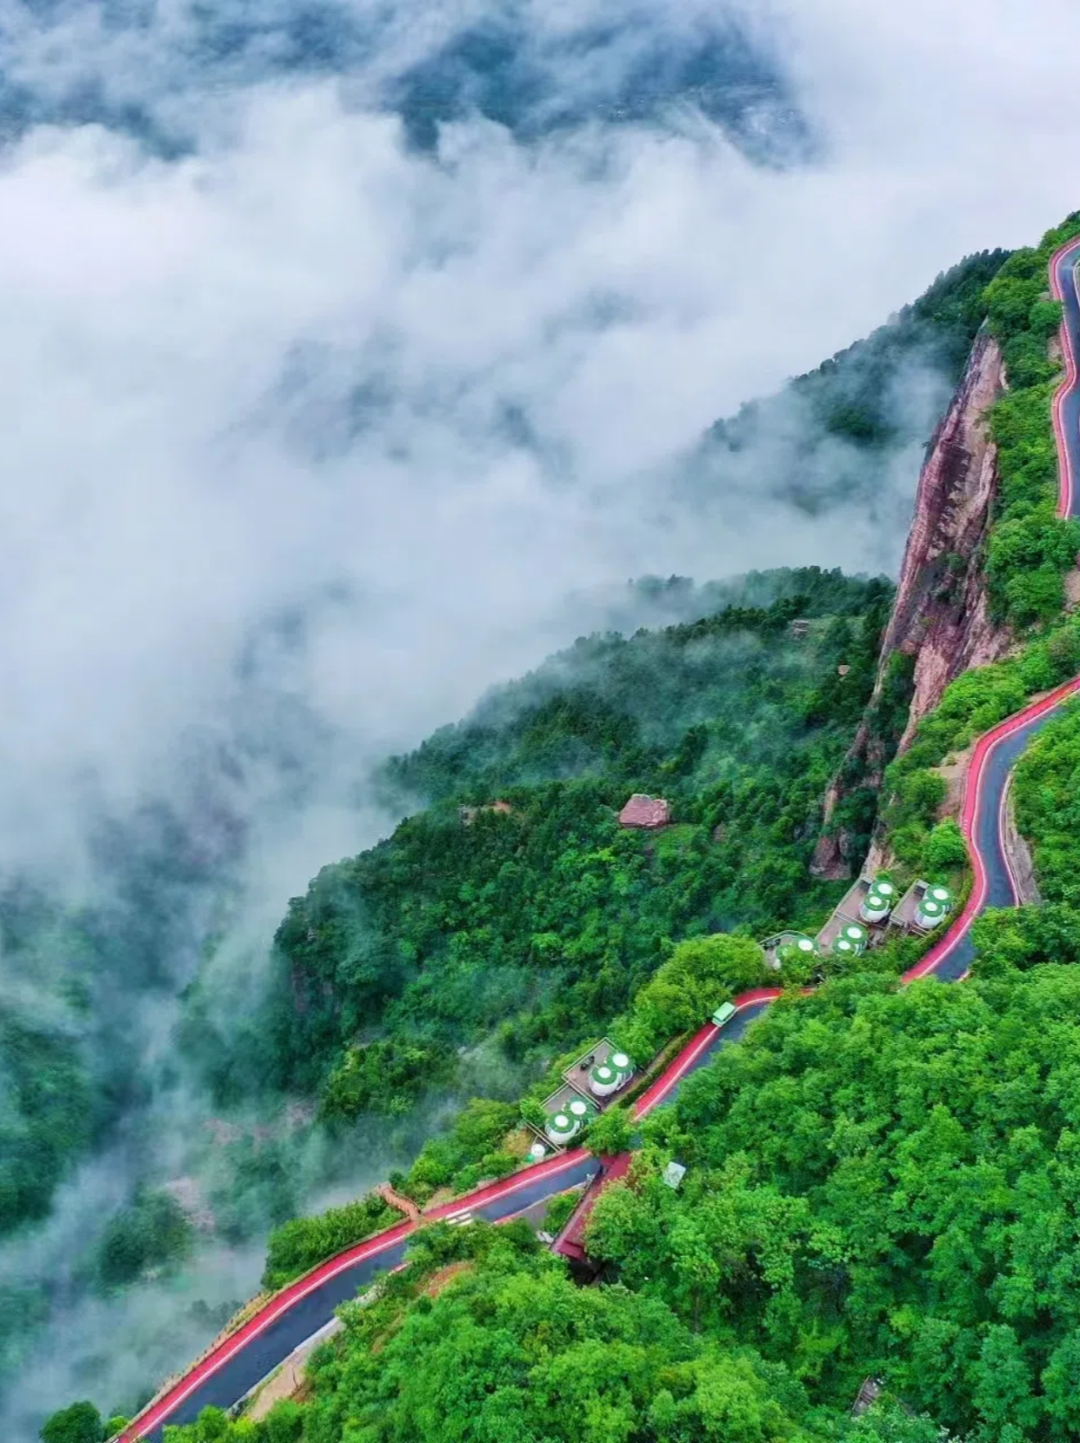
top-left (118, 237), bottom-right (1080, 1443)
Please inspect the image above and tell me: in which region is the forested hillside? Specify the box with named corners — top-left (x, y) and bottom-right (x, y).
top-left (586, 966), bottom-right (1080, 1442)
top-left (12, 234), bottom-right (1022, 1441)
top-left (210, 569), bottom-right (897, 1126)
top-left (106, 220), bottom-right (1080, 1443)
top-left (159, 967), bottom-right (1080, 1443)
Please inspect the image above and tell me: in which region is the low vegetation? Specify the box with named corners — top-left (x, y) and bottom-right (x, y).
top-left (395, 1097), bottom-right (520, 1205)
top-left (262, 1194), bottom-right (404, 1291)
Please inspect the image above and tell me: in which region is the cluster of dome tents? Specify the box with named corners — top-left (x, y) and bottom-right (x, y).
top-left (536, 876), bottom-right (957, 1153)
top-left (775, 876), bottom-right (955, 967)
top-left (538, 1050), bottom-right (636, 1150)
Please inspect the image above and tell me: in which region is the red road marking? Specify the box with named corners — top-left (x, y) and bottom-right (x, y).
top-left (633, 988), bottom-right (784, 1119)
top-left (118, 1218), bottom-right (417, 1440)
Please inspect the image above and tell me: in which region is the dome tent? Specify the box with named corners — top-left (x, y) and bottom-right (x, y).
top-left (832, 921), bottom-right (868, 957)
top-left (589, 1051), bottom-right (634, 1098)
top-left (545, 1095), bottom-right (596, 1145)
top-left (915, 882), bottom-right (953, 931)
top-left (777, 934), bottom-right (818, 967)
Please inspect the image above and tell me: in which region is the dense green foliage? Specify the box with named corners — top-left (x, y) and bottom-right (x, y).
top-left (95, 1191), bottom-right (193, 1290)
top-left (1013, 699), bottom-right (1080, 906)
top-left (922, 817), bottom-right (968, 872)
top-left (163, 1221), bottom-right (822, 1443)
top-left (305, 1263), bottom-right (805, 1442)
top-left (583, 1103), bottom-right (634, 1159)
top-left (589, 967), bottom-right (1080, 1441)
top-left (983, 215), bottom-right (1080, 627)
top-left (236, 570), bottom-right (892, 1133)
top-left (397, 1097), bottom-right (521, 1204)
top-left (39, 1402), bottom-right (107, 1443)
top-left (969, 903), bottom-right (1080, 978)
top-left (0, 1008), bottom-right (93, 1236)
top-left (318, 1038), bottom-right (455, 1123)
top-left (162, 971), bottom-right (1080, 1442)
top-left (262, 1194), bottom-right (403, 1291)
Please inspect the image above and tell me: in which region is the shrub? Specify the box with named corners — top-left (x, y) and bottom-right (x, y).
top-left (262, 1193), bottom-right (401, 1290)
top-left (519, 1097), bottom-right (546, 1131)
top-left (585, 1105), bottom-right (634, 1158)
top-left (96, 1192), bottom-right (192, 1290)
top-left (403, 1099), bottom-right (518, 1204)
top-left (40, 1402), bottom-right (104, 1443)
top-left (319, 1038), bottom-right (454, 1122)
top-left (924, 819), bottom-right (969, 871)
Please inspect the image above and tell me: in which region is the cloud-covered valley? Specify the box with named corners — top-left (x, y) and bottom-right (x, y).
top-left (2, 0), bottom-right (1080, 1431)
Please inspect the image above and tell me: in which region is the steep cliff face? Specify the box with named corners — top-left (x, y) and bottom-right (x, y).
top-left (878, 327), bottom-right (1012, 743)
top-left (812, 327), bottom-right (1012, 877)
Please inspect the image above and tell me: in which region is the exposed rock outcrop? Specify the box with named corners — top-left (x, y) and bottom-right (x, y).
top-left (881, 328), bottom-right (1012, 744)
top-left (812, 328), bottom-right (1012, 878)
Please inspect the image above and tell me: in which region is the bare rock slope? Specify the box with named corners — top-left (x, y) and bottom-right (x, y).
top-left (812, 327), bottom-right (1012, 877)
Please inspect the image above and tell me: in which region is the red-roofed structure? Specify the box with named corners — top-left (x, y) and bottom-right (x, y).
top-left (618, 794), bottom-right (671, 829)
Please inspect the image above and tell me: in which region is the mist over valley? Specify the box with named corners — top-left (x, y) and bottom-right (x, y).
top-left (5, 2), bottom-right (1080, 1438)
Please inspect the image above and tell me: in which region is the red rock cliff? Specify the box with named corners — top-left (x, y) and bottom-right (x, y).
top-left (812, 327), bottom-right (1012, 877)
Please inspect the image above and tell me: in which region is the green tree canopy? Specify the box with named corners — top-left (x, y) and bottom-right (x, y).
top-left (585, 1104), bottom-right (634, 1158)
top-left (40, 1401), bottom-right (104, 1443)
top-left (589, 967), bottom-right (1080, 1441)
